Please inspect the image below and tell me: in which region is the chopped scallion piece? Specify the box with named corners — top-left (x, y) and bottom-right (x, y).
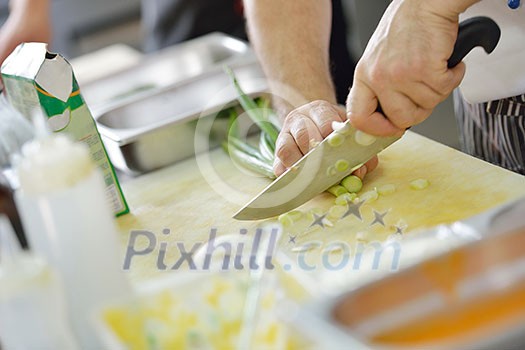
top-left (360, 189), bottom-right (379, 203)
top-left (278, 210), bottom-right (303, 227)
top-left (327, 185), bottom-right (348, 197)
top-left (328, 205), bottom-right (347, 219)
top-left (341, 175), bottom-right (363, 193)
top-left (376, 184), bottom-right (396, 196)
top-left (410, 179), bottom-right (430, 190)
top-left (335, 193), bottom-right (357, 206)
top-left (331, 120), bottom-right (351, 135)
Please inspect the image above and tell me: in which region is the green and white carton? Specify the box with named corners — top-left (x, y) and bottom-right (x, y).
top-left (1, 42), bottom-right (129, 217)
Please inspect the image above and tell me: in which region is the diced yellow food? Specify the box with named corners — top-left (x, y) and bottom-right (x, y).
top-left (360, 189), bottom-right (379, 203)
top-left (377, 184), bottom-right (396, 195)
top-left (410, 178), bottom-right (430, 190)
top-left (335, 192), bottom-right (357, 206)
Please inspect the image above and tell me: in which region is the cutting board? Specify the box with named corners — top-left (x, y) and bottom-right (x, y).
top-left (115, 131), bottom-right (525, 285)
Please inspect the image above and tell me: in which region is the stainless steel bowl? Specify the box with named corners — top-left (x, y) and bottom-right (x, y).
top-left (86, 34), bottom-right (268, 175)
top-left (286, 197), bottom-right (525, 350)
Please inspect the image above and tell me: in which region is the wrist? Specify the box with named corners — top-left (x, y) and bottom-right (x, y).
top-left (425, 0), bottom-right (481, 19)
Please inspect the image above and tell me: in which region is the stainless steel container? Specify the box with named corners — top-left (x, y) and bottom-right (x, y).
top-left (84, 33), bottom-right (269, 175)
top-left (286, 197), bottom-right (525, 350)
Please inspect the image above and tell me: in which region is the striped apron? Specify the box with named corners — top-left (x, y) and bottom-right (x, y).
top-left (454, 91), bottom-right (525, 175)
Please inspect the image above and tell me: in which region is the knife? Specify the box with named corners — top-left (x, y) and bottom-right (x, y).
top-left (234, 16), bottom-right (501, 221)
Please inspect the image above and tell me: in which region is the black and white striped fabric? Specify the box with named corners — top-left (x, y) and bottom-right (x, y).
top-left (453, 90), bottom-right (525, 175)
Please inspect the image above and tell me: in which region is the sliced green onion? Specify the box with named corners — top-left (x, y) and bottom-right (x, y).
top-left (341, 175), bottom-right (363, 193)
top-left (327, 132), bottom-right (345, 147)
top-left (355, 130), bottom-right (376, 146)
top-left (278, 210), bottom-right (302, 227)
top-left (335, 159), bottom-right (350, 172)
top-left (227, 108), bottom-right (240, 139)
top-left (223, 142), bottom-right (275, 179)
top-left (376, 184), bottom-right (396, 196)
top-left (331, 121), bottom-right (351, 135)
top-left (225, 67), bottom-right (279, 144)
top-left (228, 136), bottom-right (267, 162)
top-left (327, 185), bottom-right (348, 197)
top-left (264, 131), bottom-right (276, 154)
top-left (328, 205), bottom-right (347, 219)
top-left (410, 179), bottom-right (430, 190)
top-left (259, 132), bottom-right (275, 163)
top-left (360, 189), bottom-right (379, 203)
top-left (335, 192), bottom-right (357, 206)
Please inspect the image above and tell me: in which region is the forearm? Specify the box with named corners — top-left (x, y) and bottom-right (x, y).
top-left (9, 0), bottom-right (50, 18)
top-left (244, 0), bottom-right (335, 116)
top-left (0, 0), bottom-right (51, 67)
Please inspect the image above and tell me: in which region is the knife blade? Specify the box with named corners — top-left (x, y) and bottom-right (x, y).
top-left (234, 16), bottom-right (501, 221)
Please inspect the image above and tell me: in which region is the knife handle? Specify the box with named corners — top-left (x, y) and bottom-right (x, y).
top-left (376, 16), bottom-right (501, 116)
top-left (448, 16), bottom-right (501, 68)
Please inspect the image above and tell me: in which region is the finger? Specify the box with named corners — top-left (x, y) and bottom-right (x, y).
top-left (273, 158), bottom-right (287, 177)
top-left (307, 101), bottom-right (345, 137)
top-left (346, 80), bottom-right (402, 137)
top-left (376, 90), bottom-right (433, 130)
top-left (433, 62), bottom-right (466, 96)
top-left (288, 116), bottom-right (323, 154)
top-left (401, 82), bottom-right (446, 110)
top-left (274, 132), bottom-right (304, 168)
top-left (352, 156), bottom-right (378, 180)
top-left (364, 155), bottom-right (379, 174)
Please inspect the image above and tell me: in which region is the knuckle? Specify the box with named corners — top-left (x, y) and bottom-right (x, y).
top-left (292, 128), bottom-right (311, 150)
top-left (368, 66), bottom-right (385, 87)
top-left (387, 108), bottom-right (412, 129)
top-left (389, 60), bottom-right (411, 84)
top-left (275, 142), bottom-right (291, 163)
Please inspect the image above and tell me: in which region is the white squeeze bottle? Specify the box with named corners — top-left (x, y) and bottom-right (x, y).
top-left (13, 124), bottom-right (131, 349)
top-left (0, 215), bottom-right (80, 350)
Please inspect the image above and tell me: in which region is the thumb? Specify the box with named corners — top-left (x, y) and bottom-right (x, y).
top-left (346, 79), bottom-right (402, 137)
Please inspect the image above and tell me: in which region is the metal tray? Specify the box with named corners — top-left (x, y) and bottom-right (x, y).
top-left (286, 197), bottom-right (525, 349)
top-left (86, 34), bottom-right (268, 175)
top-left (82, 32), bottom-right (252, 109)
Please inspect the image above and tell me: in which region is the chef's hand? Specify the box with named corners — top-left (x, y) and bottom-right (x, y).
top-left (346, 0), bottom-right (469, 136)
top-left (273, 100), bottom-right (378, 178)
top-left (0, 0), bottom-right (51, 71)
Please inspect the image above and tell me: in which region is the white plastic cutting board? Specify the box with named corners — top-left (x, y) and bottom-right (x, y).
top-left (460, 1), bottom-right (525, 103)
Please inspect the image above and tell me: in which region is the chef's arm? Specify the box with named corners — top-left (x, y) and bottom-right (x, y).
top-left (243, 0), bottom-right (336, 117)
top-left (347, 0), bottom-right (481, 137)
top-left (243, 0), bottom-right (371, 177)
top-left (0, 0), bottom-right (51, 67)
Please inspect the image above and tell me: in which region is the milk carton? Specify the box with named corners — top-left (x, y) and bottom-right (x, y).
top-left (1, 42), bottom-right (128, 216)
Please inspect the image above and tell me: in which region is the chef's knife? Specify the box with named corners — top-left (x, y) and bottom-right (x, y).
top-left (234, 17), bottom-right (501, 221)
